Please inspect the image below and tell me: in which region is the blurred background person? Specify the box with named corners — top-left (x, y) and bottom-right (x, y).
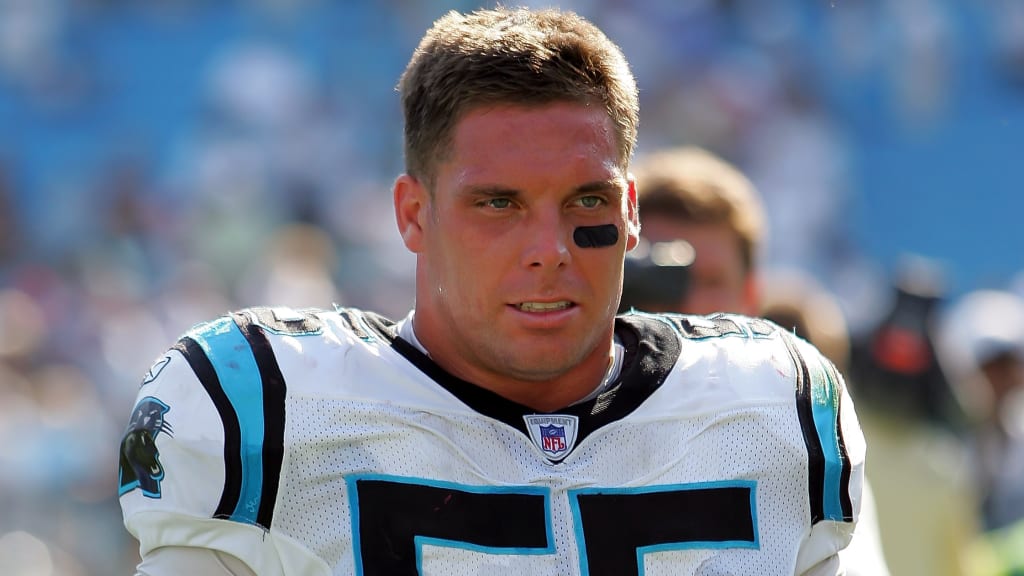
top-left (759, 268), bottom-right (851, 376)
top-left (851, 256), bottom-right (968, 434)
top-left (846, 256), bottom-right (979, 576)
top-left (937, 289), bottom-right (1024, 575)
top-left (626, 145), bottom-right (764, 317)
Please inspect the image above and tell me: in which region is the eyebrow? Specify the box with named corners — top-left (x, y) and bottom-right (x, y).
top-left (462, 185), bottom-right (520, 198)
top-left (462, 178), bottom-right (626, 198)
top-left (575, 178), bottom-right (626, 196)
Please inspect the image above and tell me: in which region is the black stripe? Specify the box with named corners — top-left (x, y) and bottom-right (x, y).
top-left (781, 332), bottom-right (826, 524)
top-left (823, 358), bottom-right (854, 521)
top-left (173, 338), bottom-right (243, 520)
top-left (232, 311), bottom-right (288, 529)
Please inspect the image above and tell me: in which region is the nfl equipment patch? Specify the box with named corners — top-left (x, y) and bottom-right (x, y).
top-left (523, 414), bottom-right (579, 461)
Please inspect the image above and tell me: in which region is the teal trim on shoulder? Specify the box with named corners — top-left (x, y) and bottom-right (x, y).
top-left (806, 357), bottom-right (844, 522)
top-left (188, 316), bottom-right (265, 525)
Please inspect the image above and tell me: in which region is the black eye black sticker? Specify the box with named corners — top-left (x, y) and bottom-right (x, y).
top-left (573, 224), bottom-right (618, 248)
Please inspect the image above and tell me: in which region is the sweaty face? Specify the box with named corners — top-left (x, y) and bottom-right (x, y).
top-left (639, 216), bottom-right (756, 316)
top-left (395, 103), bottom-right (638, 408)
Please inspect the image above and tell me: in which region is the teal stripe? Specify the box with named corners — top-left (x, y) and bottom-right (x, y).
top-left (189, 316), bottom-right (265, 525)
top-left (808, 360), bottom-right (844, 521)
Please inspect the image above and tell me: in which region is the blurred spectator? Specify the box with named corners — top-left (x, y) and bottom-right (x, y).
top-left (849, 256), bottom-right (978, 576)
top-left (851, 256), bottom-right (966, 432)
top-left (628, 145), bottom-right (764, 316)
top-left (937, 289), bottom-right (1024, 575)
top-left (0, 287), bottom-right (127, 575)
top-left (236, 222), bottom-right (341, 308)
top-left (760, 267), bottom-right (851, 374)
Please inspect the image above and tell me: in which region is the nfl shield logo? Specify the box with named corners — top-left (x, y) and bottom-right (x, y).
top-left (524, 414), bottom-right (579, 461)
top-left (540, 424), bottom-right (567, 453)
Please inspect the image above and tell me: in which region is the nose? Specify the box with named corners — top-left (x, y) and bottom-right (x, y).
top-left (520, 210), bottom-right (571, 270)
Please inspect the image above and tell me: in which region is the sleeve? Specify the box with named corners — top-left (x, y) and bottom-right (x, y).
top-left (118, 314), bottom-right (330, 576)
top-left (783, 333), bottom-right (871, 575)
top-left (135, 546), bottom-right (257, 576)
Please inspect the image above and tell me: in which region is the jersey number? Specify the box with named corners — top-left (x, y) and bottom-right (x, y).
top-left (348, 475), bottom-right (757, 576)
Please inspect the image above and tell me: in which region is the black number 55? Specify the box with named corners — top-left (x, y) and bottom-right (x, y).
top-left (347, 474), bottom-right (757, 575)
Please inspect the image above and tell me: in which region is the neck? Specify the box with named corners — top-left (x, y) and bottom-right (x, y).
top-left (409, 311), bottom-right (616, 412)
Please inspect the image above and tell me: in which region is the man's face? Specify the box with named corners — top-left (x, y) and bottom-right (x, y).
top-left (639, 216), bottom-right (756, 316)
top-left (981, 352), bottom-right (1024, 407)
top-left (395, 102), bottom-right (638, 396)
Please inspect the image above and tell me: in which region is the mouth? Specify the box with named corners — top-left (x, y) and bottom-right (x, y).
top-left (513, 301), bottom-right (575, 312)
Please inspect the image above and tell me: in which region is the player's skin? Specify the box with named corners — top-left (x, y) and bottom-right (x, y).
top-left (638, 215), bottom-right (758, 317)
top-left (394, 102), bottom-right (639, 412)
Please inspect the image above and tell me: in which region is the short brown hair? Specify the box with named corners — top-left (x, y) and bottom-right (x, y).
top-left (633, 146), bottom-right (765, 273)
top-left (398, 7), bottom-right (639, 186)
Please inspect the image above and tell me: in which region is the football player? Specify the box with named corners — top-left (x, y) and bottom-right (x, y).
top-left (120, 7), bottom-right (866, 575)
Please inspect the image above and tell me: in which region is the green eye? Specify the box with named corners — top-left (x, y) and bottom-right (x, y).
top-left (477, 196), bottom-right (512, 208)
top-left (577, 195), bottom-right (605, 208)
top-left (486, 198), bottom-right (513, 209)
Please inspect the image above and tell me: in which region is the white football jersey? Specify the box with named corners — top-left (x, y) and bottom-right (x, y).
top-left (119, 306), bottom-right (864, 576)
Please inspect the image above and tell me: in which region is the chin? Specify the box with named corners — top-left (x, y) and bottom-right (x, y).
top-left (500, 341), bottom-right (592, 380)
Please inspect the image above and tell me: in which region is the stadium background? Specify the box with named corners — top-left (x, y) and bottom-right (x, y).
top-left (0, 0), bottom-right (1021, 574)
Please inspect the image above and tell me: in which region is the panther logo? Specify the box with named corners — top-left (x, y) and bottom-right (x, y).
top-left (118, 396), bottom-right (173, 498)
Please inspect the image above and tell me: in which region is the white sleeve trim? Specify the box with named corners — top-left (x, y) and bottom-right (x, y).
top-left (126, 511), bottom-right (331, 576)
top-left (135, 546), bottom-right (256, 576)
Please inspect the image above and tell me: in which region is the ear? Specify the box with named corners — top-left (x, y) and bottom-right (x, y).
top-left (624, 176), bottom-right (640, 251)
top-left (394, 174), bottom-right (429, 253)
